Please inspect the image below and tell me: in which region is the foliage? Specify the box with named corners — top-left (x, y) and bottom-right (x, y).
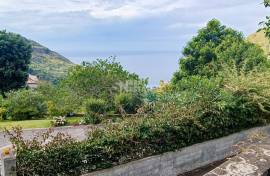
top-left (172, 19), bottom-right (268, 84)
top-left (0, 31), bottom-right (32, 95)
top-left (0, 107), bottom-right (6, 120)
top-left (215, 37), bottom-right (268, 72)
top-left (260, 0), bottom-right (270, 38)
top-left (51, 116), bottom-right (67, 127)
top-left (0, 95), bottom-right (6, 120)
top-left (5, 89), bottom-right (47, 120)
top-left (81, 114), bottom-right (102, 125)
top-left (82, 98), bottom-right (107, 124)
top-left (4, 127), bottom-right (77, 175)
top-left (114, 92), bottom-right (143, 114)
top-left (221, 67), bottom-right (270, 125)
top-left (8, 68), bottom-right (270, 175)
top-left (62, 59), bottom-right (147, 109)
top-left (154, 81), bottom-right (172, 95)
top-left (37, 83), bottom-right (80, 116)
top-left (85, 98), bottom-right (107, 114)
top-left (265, 0), bottom-right (270, 6)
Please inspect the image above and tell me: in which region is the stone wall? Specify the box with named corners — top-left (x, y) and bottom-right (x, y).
top-left (83, 125), bottom-right (270, 176)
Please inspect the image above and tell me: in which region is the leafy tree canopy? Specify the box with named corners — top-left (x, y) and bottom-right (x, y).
top-left (264, 0), bottom-right (270, 7)
top-left (172, 19), bottom-right (268, 84)
top-left (62, 58), bottom-right (148, 104)
top-left (261, 0), bottom-right (270, 38)
top-left (0, 30), bottom-right (32, 95)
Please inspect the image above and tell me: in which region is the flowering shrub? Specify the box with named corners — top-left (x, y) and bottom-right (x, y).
top-left (51, 116), bottom-right (67, 127)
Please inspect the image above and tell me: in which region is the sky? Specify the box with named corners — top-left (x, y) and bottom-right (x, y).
top-left (0, 0), bottom-right (269, 86)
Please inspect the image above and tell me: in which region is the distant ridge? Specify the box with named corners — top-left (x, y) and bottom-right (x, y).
top-left (28, 39), bottom-right (74, 83)
top-left (247, 30), bottom-right (270, 58)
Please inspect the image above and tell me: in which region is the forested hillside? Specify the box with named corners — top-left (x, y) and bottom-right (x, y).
top-left (28, 40), bottom-right (74, 83)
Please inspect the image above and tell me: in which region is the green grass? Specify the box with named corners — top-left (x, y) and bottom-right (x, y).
top-left (0, 117), bottom-right (82, 130)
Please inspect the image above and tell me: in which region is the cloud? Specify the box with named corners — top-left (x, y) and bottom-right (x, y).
top-left (0, 0), bottom-right (197, 19)
top-left (168, 22), bottom-right (205, 29)
top-left (0, 0), bottom-right (262, 21)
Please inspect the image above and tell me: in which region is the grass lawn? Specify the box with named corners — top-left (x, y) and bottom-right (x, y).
top-left (0, 117), bottom-right (82, 130)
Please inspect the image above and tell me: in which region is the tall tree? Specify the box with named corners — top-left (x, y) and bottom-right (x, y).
top-left (0, 31), bottom-right (32, 96)
top-left (264, 0), bottom-right (270, 7)
top-left (262, 0), bottom-right (270, 38)
top-left (172, 19), bottom-right (268, 84)
top-left (62, 59), bottom-right (147, 105)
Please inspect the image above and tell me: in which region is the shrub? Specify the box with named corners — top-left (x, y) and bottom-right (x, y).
top-left (5, 89), bottom-right (47, 120)
top-left (51, 116), bottom-right (67, 127)
top-left (114, 92), bottom-right (143, 114)
top-left (62, 59), bottom-right (148, 109)
top-left (4, 127), bottom-right (77, 176)
top-left (0, 107), bottom-right (6, 120)
top-left (81, 114), bottom-right (102, 125)
top-left (85, 98), bottom-right (106, 114)
top-left (82, 98), bottom-right (106, 124)
top-left (0, 95), bottom-right (6, 120)
top-left (37, 83), bottom-right (81, 116)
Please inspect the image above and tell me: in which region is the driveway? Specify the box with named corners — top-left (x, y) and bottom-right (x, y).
top-left (0, 125), bottom-right (94, 148)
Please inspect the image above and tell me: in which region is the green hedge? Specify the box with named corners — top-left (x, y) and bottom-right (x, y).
top-left (11, 110), bottom-right (266, 176)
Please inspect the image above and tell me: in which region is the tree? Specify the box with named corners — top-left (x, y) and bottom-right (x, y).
top-left (0, 31), bottom-right (32, 96)
top-left (261, 0), bottom-right (270, 38)
top-left (172, 19), bottom-right (268, 84)
top-left (264, 0), bottom-right (270, 6)
top-left (216, 36), bottom-right (268, 72)
top-left (62, 59), bottom-right (147, 107)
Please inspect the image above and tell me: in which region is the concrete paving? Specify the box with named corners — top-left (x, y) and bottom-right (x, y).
top-left (0, 125), bottom-right (94, 148)
top-left (204, 136), bottom-right (270, 176)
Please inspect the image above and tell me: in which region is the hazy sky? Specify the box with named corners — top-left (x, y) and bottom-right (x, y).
top-left (0, 0), bottom-right (269, 86)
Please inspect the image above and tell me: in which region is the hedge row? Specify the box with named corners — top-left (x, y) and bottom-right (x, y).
top-left (10, 107), bottom-right (267, 175)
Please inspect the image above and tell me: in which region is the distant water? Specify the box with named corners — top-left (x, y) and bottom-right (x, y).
top-left (66, 51), bottom-right (180, 87)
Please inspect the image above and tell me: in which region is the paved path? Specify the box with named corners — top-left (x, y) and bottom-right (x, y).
top-left (0, 125), bottom-right (95, 148)
top-left (204, 135), bottom-right (270, 176)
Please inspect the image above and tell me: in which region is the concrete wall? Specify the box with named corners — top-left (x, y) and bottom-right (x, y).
top-left (83, 125), bottom-right (270, 176)
top-left (1, 157), bottom-right (16, 176)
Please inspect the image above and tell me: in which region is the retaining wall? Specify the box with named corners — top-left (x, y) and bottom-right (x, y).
top-left (83, 125), bottom-right (270, 176)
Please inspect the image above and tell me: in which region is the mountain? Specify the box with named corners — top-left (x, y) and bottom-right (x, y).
top-left (247, 30), bottom-right (270, 58)
top-left (28, 40), bottom-right (74, 83)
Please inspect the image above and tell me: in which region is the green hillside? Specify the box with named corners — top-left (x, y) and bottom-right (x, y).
top-left (28, 40), bottom-right (74, 83)
top-left (247, 30), bottom-right (270, 57)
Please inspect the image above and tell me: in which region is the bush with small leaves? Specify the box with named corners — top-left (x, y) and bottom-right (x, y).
top-left (82, 98), bottom-right (107, 124)
top-left (5, 89), bottom-right (47, 120)
top-left (114, 92), bottom-right (143, 114)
